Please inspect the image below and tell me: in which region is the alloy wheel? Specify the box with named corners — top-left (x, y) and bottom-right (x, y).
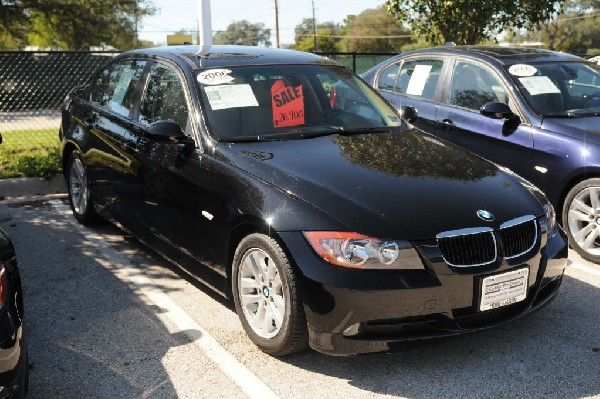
top-left (237, 248), bottom-right (285, 339)
top-left (69, 157), bottom-right (88, 216)
top-left (567, 186), bottom-right (600, 256)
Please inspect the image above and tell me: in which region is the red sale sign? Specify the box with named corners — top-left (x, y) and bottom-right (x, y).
top-left (271, 80), bottom-right (305, 128)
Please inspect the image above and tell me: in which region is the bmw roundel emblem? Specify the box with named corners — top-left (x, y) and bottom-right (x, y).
top-left (477, 210), bottom-right (494, 222)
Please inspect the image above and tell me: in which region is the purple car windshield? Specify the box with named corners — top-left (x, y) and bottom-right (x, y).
top-left (505, 61), bottom-right (600, 118)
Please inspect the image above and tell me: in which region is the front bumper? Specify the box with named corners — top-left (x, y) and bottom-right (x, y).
top-left (279, 224), bottom-right (568, 356)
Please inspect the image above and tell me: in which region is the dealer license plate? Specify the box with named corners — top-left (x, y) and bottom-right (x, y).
top-left (480, 268), bottom-right (528, 311)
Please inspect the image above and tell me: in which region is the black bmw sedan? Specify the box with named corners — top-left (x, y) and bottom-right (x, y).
top-left (60, 45), bottom-right (568, 356)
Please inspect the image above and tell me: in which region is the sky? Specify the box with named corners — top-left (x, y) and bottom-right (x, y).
top-left (138, 0), bottom-right (385, 46)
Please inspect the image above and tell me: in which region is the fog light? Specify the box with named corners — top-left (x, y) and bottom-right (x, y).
top-left (343, 323), bottom-right (363, 337)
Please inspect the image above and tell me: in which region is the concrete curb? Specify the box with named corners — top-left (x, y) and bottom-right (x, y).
top-left (0, 175), bottom-right (66, 199)
top-left (0, 176), bottom-right (67, 221)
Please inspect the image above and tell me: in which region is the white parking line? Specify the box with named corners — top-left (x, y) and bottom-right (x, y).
top-left (570, 262), bottom-right (600, 278)
top-left (50, 200), bottom-right (280, 399)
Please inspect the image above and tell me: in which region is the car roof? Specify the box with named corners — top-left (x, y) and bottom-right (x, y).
top-left (123, 45), bottom-right (341, 70)
top-left (400, 45), bottom-right (586, 65)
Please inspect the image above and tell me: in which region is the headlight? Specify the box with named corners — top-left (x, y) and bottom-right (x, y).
top-left (303, 231), bottom-right (424, 269)
top-left (544, 203), bottom-right (557, 231)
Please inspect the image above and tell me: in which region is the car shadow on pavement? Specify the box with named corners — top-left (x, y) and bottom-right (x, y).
top-left (283, 267), bottom-right (600, 398)
top-left (0, 201), bottom-right (226, 398)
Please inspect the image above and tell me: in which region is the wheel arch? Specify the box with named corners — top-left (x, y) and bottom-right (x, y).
top-left (224, 218), bottom-right (292, 299)
top-left (61, 141), bottom-right (79, 178)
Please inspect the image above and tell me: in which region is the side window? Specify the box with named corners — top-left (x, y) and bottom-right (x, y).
top-left (90, 60), bottom-right (147, 117)
top-left (377, 63), bottom-right (400, 91)
top-left (139, 63), bottom-right (190, 133)
top-left (395, 58), bottom-right (443, 100)
top-left (448, 60), bottom-right (507, 111)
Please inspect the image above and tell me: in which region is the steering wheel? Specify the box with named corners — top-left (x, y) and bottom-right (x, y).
top-left (310, 107), bottom-right (345, 126)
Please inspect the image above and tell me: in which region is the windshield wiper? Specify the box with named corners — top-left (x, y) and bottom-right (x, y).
top-left (223, 125), bottom-right (399, 142)
top-left (572, 111), bottom-right (600, 117)
top-left (542, 113), bottom-right (582, 118)
top-left (338, 126), bottom-right (399, 134)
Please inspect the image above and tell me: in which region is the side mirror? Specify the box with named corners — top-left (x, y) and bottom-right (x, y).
top-left (400, 105), bottom-right (418, 123)
top-left (147, 120), bottom-right (195, 147)
top-left (480, 102), bottom-right (515, 119)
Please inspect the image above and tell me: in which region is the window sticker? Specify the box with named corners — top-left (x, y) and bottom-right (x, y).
top-left (111, 68), bottom-right (135, 106)
top-left (271, 80), bottom-right (305, 128)
top-left (204, 84), bottom-right (258, 110)
top-left (197, 69), bottom-right (234, 85)
top-left (406, 64), bottom-right (432, 96)
top-left (508, 64), bottom-right (538, 77)
top-left (519, 76), bottom-right (561, 96)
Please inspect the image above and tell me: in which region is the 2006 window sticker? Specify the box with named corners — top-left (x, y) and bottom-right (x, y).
top-left (198, 69), bottom-right (235, 85)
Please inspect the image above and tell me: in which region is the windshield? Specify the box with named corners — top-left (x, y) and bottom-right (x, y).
top-left (505, 61), bottom-right (600, 117)
top-left (197, 65), bottom-right (403, 141)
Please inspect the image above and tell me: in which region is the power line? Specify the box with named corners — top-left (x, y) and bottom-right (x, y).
top-left (298, 33), bottom-right (413, 39)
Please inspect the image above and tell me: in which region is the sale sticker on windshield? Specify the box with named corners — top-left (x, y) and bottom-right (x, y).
top-left (271, 80), bottom-right (305, 128)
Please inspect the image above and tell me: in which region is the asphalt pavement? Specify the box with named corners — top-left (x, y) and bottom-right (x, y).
top-left (1, 196), bottom-right (599, 398)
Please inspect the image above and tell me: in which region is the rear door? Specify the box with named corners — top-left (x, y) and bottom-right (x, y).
top-left (85, 59), bottom-right (149, 224)
top-left (374, 56), bottom-right (446, 134)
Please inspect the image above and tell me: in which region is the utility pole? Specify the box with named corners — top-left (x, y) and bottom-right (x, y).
top-left (133, 0), bottom-right (139, 47)
top-left (312, 0), bottom-right (317, 51)
top-left (274, 0), bottom-right (280, 48)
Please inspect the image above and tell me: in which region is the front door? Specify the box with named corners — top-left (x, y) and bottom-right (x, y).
top-left (433, 59), bottom-right (539, 184)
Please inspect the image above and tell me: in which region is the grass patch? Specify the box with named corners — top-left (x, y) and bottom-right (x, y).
top-left (0, 128), bottom-right (62, 179)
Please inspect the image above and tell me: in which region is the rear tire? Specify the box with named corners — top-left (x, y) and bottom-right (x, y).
top-left (563, 178), bottom-right (600, 263)
top-left (67, 151), bottom-right (101, 226)
top-left (232, 233), bottom-right (308, 356)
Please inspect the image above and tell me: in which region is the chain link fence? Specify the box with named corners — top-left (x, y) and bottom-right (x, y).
top-left (0, 51), bottom-right (119, 179)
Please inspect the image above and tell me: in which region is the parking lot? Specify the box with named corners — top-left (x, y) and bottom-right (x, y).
top-left (2, 196), bottom-right (599, 398)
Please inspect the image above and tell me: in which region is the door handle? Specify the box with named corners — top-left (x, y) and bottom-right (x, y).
top-left (83, 117), bottom-right (96, 129)
top-left (438, 119), bottom-right (455, 129)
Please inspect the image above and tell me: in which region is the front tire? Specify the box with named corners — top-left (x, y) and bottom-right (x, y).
top-left (67, 151), bottom-right (101, 226)
top-left (563, 178), bottom-right (600, 263)
top-left (232, 233), bottom-right (308, 356)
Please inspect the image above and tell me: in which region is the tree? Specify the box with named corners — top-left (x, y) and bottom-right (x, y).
top-left (384, 0), bottom-right (564, 45)
top-left (0, 0), bottom-right (155, 50)
top-left (340, 6), bottom-right (411, 52)
top-left (213, 20), bottom-right (271, 47)
top-left (293, 18), bottom-right (341, 52)
top-left (535, 0), bottom-right (600, 52)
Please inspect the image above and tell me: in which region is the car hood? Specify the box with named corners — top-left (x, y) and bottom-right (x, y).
top-left (541, 116), bottom-right (600, 142)
top-left (215, 130), bottom-right (545, 240)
